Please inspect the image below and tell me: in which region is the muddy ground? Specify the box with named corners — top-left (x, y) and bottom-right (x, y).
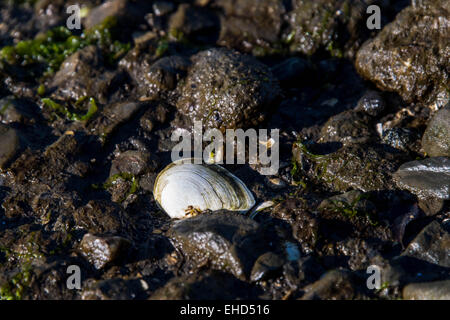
top-left (0, 0), bottom-right (449, 300)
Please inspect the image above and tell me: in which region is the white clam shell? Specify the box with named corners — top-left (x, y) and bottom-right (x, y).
top-left (153, 160), bottom-right (255, 218)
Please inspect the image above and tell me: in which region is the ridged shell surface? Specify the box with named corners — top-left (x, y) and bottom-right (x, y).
top-left (153, 161), bottom-right (255, 218)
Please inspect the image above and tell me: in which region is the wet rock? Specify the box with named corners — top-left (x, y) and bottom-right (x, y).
top-left (355, 90), bottom-right (386, 117)
top-left (418, 197), bottom-right (446, 216)
top-left (110, 150), bottom-right (153, 176)
top-left (150, 270), bottom-right (259, 300)
top-left (74, 200), bottom-right (133, 236)
top-left (50, 46), bottom-right (119, 103)
top-left (43, 131), bottom-right (85, 161)
top-left (168, 4), bottom-right (218, 40)
top-left (300, 269), bottom-right (360, 300)
top-left (108, 178), bottom-right (136, 204)
top-left (402, 280), bottom-right (450, 300)
top-left (402, 221), bottom-right (450, 268)
top-left (29, 259), bottom-right (83, 300)
top-left (176, 48), bottom-right (280, 130)
top-left (371, 255), bottom-right (450, 288)
top-left (283, 256), bottom-right (325, 288)
top-left (318, 190), bottom-right (376, 216)
top-left (139, 103), bottom-right (170, 133)
top-left (288, 0), bottom-right (380, 58)
top-left (79, 233), bottom-right (131, 270)
top-left (319, 110), bottom-right (375, 145)
top-left (214, 0), bottom-right (285, 54)
top-left (129, 55), bottom-right (191, 98)
top-left (250, 252), bottom-right (285, 282)
top-left (392, 203), bottom-right (423, 246)
top-left (81, 278), bottom-right (144, 300)
top-left (84, 0), bottom-right (152, 30)
top-left (167, 212), bottom-right (279, 280)
top-left (0, 97), bottom-right (29, 124)
top-left (293, 142), bottom-right (408, 192)
top-left (422, 105), bottom-right (450, 157)
top-left (382, 128), bottom-right (420, 152)
top-left (272, 199), bottom-right (319, 254)
top-left (393, 157), bottom-right (450, 200)
top-left (89, 101), bottom-right (144, 139)
top-left (356, 0), bottom-right (449, 103)
top-left (0, 124), bottom-right (20, 169)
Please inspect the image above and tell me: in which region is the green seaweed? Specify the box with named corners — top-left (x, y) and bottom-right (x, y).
top-left (42, 97), bottom-right (98, 122)
top-left (37, 84), bottom-right (46, 96)
top-left (0, 16), bottom-right (130, 77)
top-left (155, 39), bottom-right (169, 57)
top-left (0, 265), bottom-right (32, 300)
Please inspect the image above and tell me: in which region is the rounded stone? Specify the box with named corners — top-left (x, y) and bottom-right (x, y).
top-left (176, 48), bottom-right (280, 130)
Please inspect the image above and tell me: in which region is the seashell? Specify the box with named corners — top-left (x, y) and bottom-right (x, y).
top-left (153, 159), bottom-right (256, 219)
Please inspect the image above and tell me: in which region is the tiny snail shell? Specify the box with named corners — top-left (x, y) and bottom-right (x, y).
top-left (153, 159), bottom-right (255, 219)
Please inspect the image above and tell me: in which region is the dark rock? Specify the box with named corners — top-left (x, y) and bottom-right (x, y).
top-left (356, 0), bottom-right (449, 103)
top-left (0, 97), bottom-right (29, 124)
top-left (282, 256), bottom-right (325, 288)
top-left (79, 233), bottom-right (131, 270)
top-left (300, 269), bottom-right (360, 300)
top-left (81, 278), bottom-right (144, 300)
top-left (272, 199), bottom-right (319, 254)
top-left (139, 103), bottom-right (170, 133)
top-left (167, 212), bottom-right (278, 280)
top-left (370, 255), bottom-right (450, 289)
top-left (418, 198), bottom-right (445, 216)
top-left (402, 221), bottom-right (450, 268)
top-left (318, 190), bottom-right (376, 216)
top-left (84, 0), bottom-right (152, 30)
top-left (43, 132), bottom-right (85, 165)
top-left (168, 4), bottom-right (218, 39)
top-left (89, 101), bottom-right (144, 139)
top-left (150, 270), bottom-right (260, 300)
top-left (403, 280), bottom-right (450, 300)
top-left (293, 142), bottom-right (408, 192)
top-left (393, 157), bottom-right (450, 200)
top-left (129, 55), bottom-right (191, 98)
top-left (392, 203), bottom-right (422, 245)
top-left (74, 200), bottom-right (133, 236)
top-left (110, 150), bottom-right (153, 176)
top-left (176, 48), bottom-right (280, 130)
top-left (382, 128), bottom-right (420, 152)
top-left (319, 110), bottom-right (375, 145)
top-left (287, 0), bottom-right (380, 58)
top-left (355, 90), bottom-right (386, 117)
top-left (108, 177), bottom-right (135, 203)
top-left (0, 124), bottom-right (20, 169)
top-left (422, 105), bottom-right (450, 157)
top-left (50, 46), bottom-right (118, 103)
top-left (214, 0), bottom-right (285, 54)
top-left (250, 252), bottom-right (285, 282)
